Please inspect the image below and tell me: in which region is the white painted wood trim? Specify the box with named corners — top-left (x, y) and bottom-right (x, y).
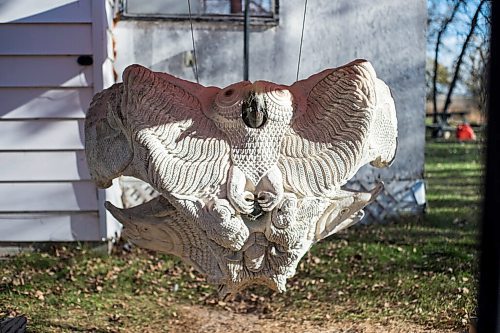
top-left (91, 0), bottom-right (107, 94)
top-left (106, 29), bottom-right (114, 60)
top-left (91, 0), bottom-right (120, 241)
top-left (102, 57), bottom-right (115, 89)
top-left (105, 0), bottom-right (114, 33)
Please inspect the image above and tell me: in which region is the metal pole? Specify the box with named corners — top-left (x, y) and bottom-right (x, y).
top-left (478, 1), bottom-right (500, 332)
top-left (243, 0), bottom-right (250, 81)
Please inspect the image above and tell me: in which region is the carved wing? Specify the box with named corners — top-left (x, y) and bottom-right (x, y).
top-left (86, 64), bottom-right (230, 197)
top-left (105, 198), bottom-right (222, 278)
top-left (280, 60), bottom-right (397, 197)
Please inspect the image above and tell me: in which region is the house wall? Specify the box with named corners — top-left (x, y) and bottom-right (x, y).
top-left (0, 0), bottom-right (121, 242)
top-left (112, 0), bottom-right (427, 220)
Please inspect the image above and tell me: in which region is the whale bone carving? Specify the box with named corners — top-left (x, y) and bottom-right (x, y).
top-left (85, 59), bottom-right (398, 297)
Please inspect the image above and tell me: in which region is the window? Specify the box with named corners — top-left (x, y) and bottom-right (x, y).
top-left (121, 0), bottom-right (278, 24)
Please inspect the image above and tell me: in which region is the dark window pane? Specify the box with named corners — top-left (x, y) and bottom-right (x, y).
top-left (125, 0), bottom-right (275, 17)
top-left (126, 0), bottom-right (203, 15)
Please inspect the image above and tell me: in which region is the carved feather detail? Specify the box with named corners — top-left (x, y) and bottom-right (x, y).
top-left (105, 197), bottom-right (222, 279)
top-left (91, 64), bottom-right (232, 197)
top-left (281, 60), bottom-right (393, 197)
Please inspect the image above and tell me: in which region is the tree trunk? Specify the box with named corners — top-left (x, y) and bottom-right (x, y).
top-left (432, 0), bottom-right (462, 124)
top-left (442, 0), bottom-right (486, 116)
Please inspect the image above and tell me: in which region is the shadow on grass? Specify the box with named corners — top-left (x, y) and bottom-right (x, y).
top-left (427, 198), bottom-right (480, 209)
top-left (29, 322), bottom-right (109, 333)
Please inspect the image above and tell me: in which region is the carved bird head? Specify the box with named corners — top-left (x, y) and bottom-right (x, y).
top-left (210, 81), bottom-right (295, 184)
top-left (241, 91), bottom-right (267, 128)
top-left (211, 81), bottom-right (294, 128)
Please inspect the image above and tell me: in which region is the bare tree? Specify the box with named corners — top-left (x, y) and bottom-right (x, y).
top-left (427, 0), bottom-right (491, 137)
top-left (442, 0), bottom-right (487, 116)
top-left (465, 8), bottom-right (491, 117)
top-left (466, 44), bottom-right (489, 115)
top-left (431, 0), bottom-right (463, 124)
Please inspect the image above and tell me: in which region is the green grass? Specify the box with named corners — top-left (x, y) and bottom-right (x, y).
top-left (0, 138), bottom-right (482, 332)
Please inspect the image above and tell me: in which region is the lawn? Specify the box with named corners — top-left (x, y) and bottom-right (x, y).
top-left (0, 138), bottom-right (483, 332)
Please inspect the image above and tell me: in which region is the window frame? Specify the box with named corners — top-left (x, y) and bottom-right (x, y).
top-left (119, 0), bottom-right (280, 26)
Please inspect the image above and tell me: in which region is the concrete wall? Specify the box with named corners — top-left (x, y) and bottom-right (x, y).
top-left (113, 0), bottom-right (427, 220)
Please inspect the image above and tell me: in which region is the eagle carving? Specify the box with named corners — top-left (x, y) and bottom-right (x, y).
top-left (85, 59), bottom-right (398, 297)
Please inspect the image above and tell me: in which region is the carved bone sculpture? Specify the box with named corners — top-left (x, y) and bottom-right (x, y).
top-left (85, 59), bottom-right (398, 297)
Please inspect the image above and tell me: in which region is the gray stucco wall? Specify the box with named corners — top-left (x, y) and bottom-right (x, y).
top-left (113, 0), bottom-right (427, 219)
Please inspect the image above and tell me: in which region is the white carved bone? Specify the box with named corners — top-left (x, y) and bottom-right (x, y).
top-left (85, 59), bottom-right (398, 297)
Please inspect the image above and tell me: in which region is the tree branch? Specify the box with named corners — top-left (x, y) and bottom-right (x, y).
top-left (432, 0), bottom-right (463, 124)
top-left (442, 0), bottom-right (487, 116)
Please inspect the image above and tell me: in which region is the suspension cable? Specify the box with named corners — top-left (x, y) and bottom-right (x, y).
top-left (187, 0), bottom-right (199, 83)
top-left (296, 0), bottom-right (308, 81)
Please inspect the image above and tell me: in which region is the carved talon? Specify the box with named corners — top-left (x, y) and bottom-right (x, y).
top-left (257, 191), bottom-right (279, 211)
top-left (272, 194), bottom-right (298, 229)
top-left (207, 199), bottom-right (249, 251)
top-left (231, 191), bottom-right (255, 215)
top-left (228, 166), bottom-right (256, 215)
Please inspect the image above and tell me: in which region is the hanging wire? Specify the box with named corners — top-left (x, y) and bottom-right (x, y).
top-left (296, 0), bottom-right (308, 81)
top-left (187, 0), bottom-right (199, 83)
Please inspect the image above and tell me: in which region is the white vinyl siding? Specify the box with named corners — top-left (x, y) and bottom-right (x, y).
top-left (0, 0), bottom-right (92, 23)
top-left (0, 24), bottom-right (92, 55)
top-left (0, 120), bottom-right (85, 150)
top-left (0, 56), bottom-right (94, 87)
top-left (0, 88), bottom-right (92, 119)
top-left (0, 152), bottom-right (90, 181)
top-left (0, 213), bottom-right (100, 241)
top-left (0, 183), bottom-right (98, 212)
top-left (0, 0), bottom-right (118, 242)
